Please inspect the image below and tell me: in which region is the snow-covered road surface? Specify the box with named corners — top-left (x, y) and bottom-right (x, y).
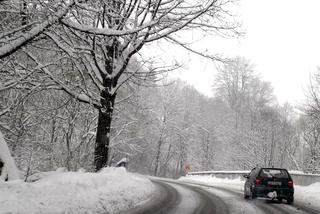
top-left (128, 178), bottom-right (320, 214)
top-left (127, 179), bottom-right (228, 214)
top-left (182, 180), bottom-right (320, 214)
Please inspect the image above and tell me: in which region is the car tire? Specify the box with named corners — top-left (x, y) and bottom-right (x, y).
top-left (244, 186), bottom-right (249, 199)
top-left (244, 191), bottom-right (249, 199)
top-left (287, 196), bottom-right (294, 205)
top-left (249, 187), bottom-right (256, 200)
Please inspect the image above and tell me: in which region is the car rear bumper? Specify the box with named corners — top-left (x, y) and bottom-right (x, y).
top-left (255, 187), bottom-right (294, 198)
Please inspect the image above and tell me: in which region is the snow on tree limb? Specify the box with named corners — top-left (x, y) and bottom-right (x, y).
top-left (0, 69), bottom-right (38, 92)
top-left (164, 35), bottom-right (227, 62)
top-left (0, 131), bottom-right (20, 181)
top-left (0, 1), bottom-right (75, 59)
top-left (0, 22), bottom-right (38, 40)
top-left (60, 19), bottom-right (158, 36)
top-left (24, 52), bottom-right (102, 109)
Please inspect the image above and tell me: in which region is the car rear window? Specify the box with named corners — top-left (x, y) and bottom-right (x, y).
top-left (259, 169), bottom-right (289, 179)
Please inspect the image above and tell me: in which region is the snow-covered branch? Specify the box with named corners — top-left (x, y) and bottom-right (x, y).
top-left (0, 1), bottom-right (75, 59)
top-left (60, 19), bottom-right (158, 36)
top-left (24, 52), bottom-right (102, 109)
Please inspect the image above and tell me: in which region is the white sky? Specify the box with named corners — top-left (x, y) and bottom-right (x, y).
top-left (145, 0), bottom-right (320, 105)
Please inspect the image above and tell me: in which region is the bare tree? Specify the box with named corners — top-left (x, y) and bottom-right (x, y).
top-left (43, 0), bottom-right (239, 171)
top-left (1, 0), bottom-right (240, 172)
top-left (214, 57), bottom-right (256, 129)
top-left (300, 69), bottom-right (320, 172)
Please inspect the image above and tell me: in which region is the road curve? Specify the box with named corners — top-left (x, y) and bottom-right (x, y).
top-left (180, 180), bottom-right (320, 214)
top-left (123, 178), bottom-right (320, 214)
top-left (124, 179), bottom-right (229, 214)
top-left (123, 179), bottom-right (180, 214)
top-left (163, 180), bottom-right (229, 214)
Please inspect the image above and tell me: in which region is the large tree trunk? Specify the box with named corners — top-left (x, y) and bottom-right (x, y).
top-left (94, 91), bottom-right (116, 171)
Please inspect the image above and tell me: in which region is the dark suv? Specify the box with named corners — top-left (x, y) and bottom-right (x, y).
top-left (243, 167), bottom-right (294, 204)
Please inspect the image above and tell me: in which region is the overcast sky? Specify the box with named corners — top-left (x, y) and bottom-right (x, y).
top-left (160, 0), bottom-right (320, 105)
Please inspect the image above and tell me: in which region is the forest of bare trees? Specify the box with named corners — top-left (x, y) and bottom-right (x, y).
top-left (2, 55), bottom-right (320, 178)
top-left (1, 0), bottom-right (320, 180)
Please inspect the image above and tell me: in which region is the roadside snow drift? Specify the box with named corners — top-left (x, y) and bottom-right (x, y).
top-left (295, 182), bottom-right (320, 207)
top-left (0, 167), bottom-right (155, 214)
top-left (0, 130), bottom-right (20, 181)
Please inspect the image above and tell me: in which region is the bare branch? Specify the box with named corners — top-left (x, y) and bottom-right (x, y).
top-left (0, 1), bottom-right (75, 59)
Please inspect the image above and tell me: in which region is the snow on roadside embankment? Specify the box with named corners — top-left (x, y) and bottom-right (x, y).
top-left (180, 175), bottom-right (320, 208)
top-left (0, 167), bottom-right (155, 214)
top-left (294, 182), bottom-right (320, 207)
top-left (180, 175), bottom-right (244, 190)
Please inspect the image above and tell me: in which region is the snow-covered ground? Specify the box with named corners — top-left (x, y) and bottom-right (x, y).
top-left (0, 167), bottom-right (155, 214)
top-left (181, 175), bottom-right (320, 209)
top-left (295, 182), bottom-right (320, 207)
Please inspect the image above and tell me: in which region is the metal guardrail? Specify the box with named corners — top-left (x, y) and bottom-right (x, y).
top-left (188, 170), bottom-right (320, 186)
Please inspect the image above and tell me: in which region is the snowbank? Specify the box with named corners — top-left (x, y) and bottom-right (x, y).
top-left (0, 167), bottom-right (156, 214)
top-left (181, 174), bottom-right (244, 185)
top-left (0, 131), bottom-right (20, 181)
top-left (188, 170), bottom-right (320, 176)
top-left (26, 167), bottom-right (68, 182)
top-left (295, 182), bottom-right (320, 208)
top-left (188, 170), bottom-right (250, 175)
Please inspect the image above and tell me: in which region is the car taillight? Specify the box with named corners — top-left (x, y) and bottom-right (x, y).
top-left (288, 180), bottom-right (293, 185)
top-left (255, 179), bottom-right (261, 184)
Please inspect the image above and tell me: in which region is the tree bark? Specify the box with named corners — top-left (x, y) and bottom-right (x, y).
top-left (94, 91), bottom-right (116, 171)
top-left (154, 138), bottom-right (163, 176)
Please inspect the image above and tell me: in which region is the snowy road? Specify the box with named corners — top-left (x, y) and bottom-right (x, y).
top-left (181, 180), bottom-right (320, 214)
top-left (127, 178), bottom-right (320, 214)
top-left (126, 179), bottom-right (228, 214)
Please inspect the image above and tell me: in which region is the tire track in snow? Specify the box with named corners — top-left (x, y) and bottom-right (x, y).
top-left (162, 180), bottom-right (229, 214)
top-left (129, 178), bottom-right (229, 214)
top-left (126, 178), bottom-right (320, 214)
top-left (178, 180), bottom-right (300, 214)
top-left (124, 180), bottom-right (180, 214)
top-left (291, 202), bottom-right (320, 214)
top-left (202, 182), bottom-right (320, 214)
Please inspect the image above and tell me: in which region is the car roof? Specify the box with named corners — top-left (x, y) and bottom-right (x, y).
top-left (260, 167), bottom-right (288, 170)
